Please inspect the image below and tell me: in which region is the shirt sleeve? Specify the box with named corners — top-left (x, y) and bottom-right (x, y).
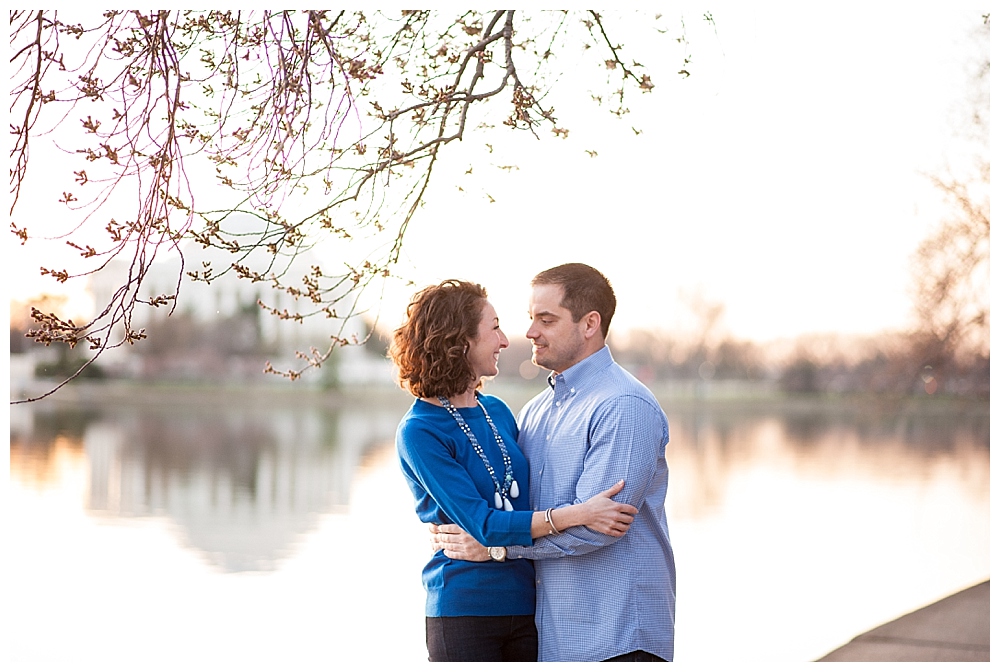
top-left (398, 417), bottom-right (534, 548)
top-left (507, 394), bottom-right (667, 560)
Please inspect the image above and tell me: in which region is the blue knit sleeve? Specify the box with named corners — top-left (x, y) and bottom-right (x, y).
top-left (397, 402), bottom-right (534, 548)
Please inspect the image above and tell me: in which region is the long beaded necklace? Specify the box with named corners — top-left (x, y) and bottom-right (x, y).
top-left (438, 394), bottom-right (520, 511)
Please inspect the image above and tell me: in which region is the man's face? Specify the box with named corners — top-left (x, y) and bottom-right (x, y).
top-left (526, 283), bottom-right (587, 374)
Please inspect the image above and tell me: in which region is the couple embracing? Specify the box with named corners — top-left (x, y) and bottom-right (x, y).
top-left (390, 263), bottom-right (676, 663)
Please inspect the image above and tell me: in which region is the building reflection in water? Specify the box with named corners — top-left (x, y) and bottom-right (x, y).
top-left (11, 394), bottom-right (411, 572)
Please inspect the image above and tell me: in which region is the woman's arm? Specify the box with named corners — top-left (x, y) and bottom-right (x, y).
top-left (527, 479), bottom-right (636, 539)
top-left (399, 417), bottom-right (536, 548)
top-left (430, 481), bottom-right (637, 561)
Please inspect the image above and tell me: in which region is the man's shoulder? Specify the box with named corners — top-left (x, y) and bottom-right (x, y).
top-left (586, 363), bottom-right (669, 431)
top-left (599, 362), bottom-right (661, 404)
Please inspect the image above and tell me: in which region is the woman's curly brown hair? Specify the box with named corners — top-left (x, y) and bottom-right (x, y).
top-left (389, 279), bottom-right (488, 399)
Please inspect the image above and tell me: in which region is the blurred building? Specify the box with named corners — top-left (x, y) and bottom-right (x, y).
top-left (86, 229), bottom-right (391, 386)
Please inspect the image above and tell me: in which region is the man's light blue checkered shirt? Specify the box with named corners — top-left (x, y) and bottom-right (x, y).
top-left (507, 346), bottom-right (676, 662)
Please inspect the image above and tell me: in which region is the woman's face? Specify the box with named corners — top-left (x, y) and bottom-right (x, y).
top-left (467, 300), bottom-right (509, 380)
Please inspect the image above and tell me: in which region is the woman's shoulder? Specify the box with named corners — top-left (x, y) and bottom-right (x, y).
top-left (396, 402), bottom-right (457, 460)
top-left (478, 392), bottom-right (513, 411)
top-left (397, 399), bottom-right (443, 434)
top-left (477, 392), bottom-right (517, 426)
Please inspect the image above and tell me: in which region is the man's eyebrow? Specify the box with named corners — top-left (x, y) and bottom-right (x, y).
top-left (530, 309), bottom-right (559, 318)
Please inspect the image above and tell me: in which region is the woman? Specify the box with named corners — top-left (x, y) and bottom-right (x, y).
top-left (389, 279), bottom-right (636, 662)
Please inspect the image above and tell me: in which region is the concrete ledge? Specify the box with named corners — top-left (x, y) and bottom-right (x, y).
top-left (817, 580), bottom-right (990, 662)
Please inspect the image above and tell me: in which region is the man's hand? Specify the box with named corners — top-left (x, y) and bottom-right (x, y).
top-left (429, 523), bottom-right (491, 562)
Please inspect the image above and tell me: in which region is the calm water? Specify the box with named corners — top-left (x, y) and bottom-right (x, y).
top-left (7, 385), bottom-right (990, 666)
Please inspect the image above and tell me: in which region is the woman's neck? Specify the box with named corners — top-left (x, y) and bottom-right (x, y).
top-left (425, 386), bottom-right (478, 408)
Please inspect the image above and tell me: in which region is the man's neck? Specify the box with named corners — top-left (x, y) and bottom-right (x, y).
top-left (552, 342), bottom-right (606, 375)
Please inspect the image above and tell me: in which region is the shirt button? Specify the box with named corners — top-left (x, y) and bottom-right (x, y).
top-left (555, 401), bottom-right (561, 407)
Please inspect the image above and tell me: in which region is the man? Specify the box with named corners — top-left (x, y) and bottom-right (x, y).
top-left (433, 263), bottom-right (676, 662)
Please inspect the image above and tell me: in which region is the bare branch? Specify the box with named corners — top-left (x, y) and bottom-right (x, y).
top-left (10, 10), bottom-right (687, 399)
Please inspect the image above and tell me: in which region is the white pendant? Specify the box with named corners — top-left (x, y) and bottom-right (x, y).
top-left (509, 480), bottom-right (520, 499)
top-left (503, 497), bottom-right (513, 512)
top-left (494, 492), bottom-right (503, 510)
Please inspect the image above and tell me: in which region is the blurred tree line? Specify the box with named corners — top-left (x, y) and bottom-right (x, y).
top-left (12, 303), bottom-right (989, 398)
top-left (607, 322), bottom-right (986, 399)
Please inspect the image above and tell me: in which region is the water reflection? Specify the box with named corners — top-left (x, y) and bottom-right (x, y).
top-left (11, 394), bottom-right (989, 571)
top-left (7, 389), bottom-right (990, 662)
top-left (664, 399), bottom-right (989, 520)
top-left (11, 392), bottom-right (411, 571)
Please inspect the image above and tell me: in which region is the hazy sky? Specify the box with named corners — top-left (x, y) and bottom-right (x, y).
top-left (374, 5), bottom-right (986, 343)
top-left (9, 6), bottom-right (987, 344)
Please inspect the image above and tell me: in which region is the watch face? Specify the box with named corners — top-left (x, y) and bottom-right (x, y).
top-left (490, 547), bottom-right (504, 561)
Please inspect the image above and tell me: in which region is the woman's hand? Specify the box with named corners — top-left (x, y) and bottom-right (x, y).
top-left (577, 480), bottom-right (637, 537)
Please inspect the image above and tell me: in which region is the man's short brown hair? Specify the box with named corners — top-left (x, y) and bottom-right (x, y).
top-left (532, 263), bottom-right (616, 338)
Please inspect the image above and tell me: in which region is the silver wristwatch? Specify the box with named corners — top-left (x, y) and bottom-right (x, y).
top-left (488, 546), bottom-right (507, 562)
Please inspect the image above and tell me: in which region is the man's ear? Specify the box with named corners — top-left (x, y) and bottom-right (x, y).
top-left (582, 310), bottom-right (602, 339)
